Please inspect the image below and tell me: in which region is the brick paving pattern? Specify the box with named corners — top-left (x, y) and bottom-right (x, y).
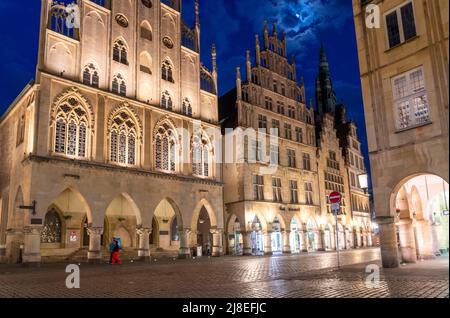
top-left (0, 248), bottom-right (448, 298)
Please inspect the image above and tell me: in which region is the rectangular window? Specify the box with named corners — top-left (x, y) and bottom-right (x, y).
top-left (295, 127), bottom-right (303, 143)
top-left (277, 102), bottom-right (284, 115)
top-left (250, 140), bottom-right (262, 162)
top-left (258, 115), bottom-right (267, 130)
top-left (290, 180), bottom-right (298, 204)
top-left (392, 67), bottom-right (430, 130)
top-left (385, 2), bottom-right (417, 49)
top-left (305, 182), bottom-right (313, 205)
top-left (270, 145), bottom-right (279, 165)
top-left (272, 119), bottom-right (280, 137)
top-left (350, 172), bottom-right (356, 187)
top-left (303, 153), bottom-right (311, 171)
top-left (284, 123), bottom-right (292, 140)
top-left (287, 149), bottom-right (296, 168)
top-left (265, 97), bottom-right (272, 110)
top-left (272, 177), bottom-right (282, 202)
top-left (253, 175), bottom-right (264, 201)
top-left (273, 81), bottom-right (278, 93)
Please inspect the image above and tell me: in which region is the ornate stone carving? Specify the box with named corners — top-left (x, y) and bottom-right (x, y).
top-left (86, 227), bottom-right (103, 236)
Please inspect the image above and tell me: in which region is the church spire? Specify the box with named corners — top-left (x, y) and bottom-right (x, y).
top-left (315, 45), bottom-right (337, 116)
top-left (195, 0), bottom-right (200, 27)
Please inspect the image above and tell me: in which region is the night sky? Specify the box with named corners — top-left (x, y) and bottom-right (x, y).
top-left (0, 0), bottom-right (369, 176)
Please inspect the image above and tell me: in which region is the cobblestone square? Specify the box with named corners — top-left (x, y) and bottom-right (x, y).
top-left (0, 248), bottom-right (448, 298)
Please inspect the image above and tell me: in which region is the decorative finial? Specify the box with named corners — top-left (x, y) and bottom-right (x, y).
top-left (195, 0), bottom-right (200, 27)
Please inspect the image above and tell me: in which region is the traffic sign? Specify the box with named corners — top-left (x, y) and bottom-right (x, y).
top-left (329, 191), bottom-right (341, 204)
top-left (331, 202), bottom-right (340, 212)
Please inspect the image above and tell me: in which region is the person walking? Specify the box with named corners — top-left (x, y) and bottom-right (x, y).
top-left (111, 239), bottom-right (122, 265)
top-left (108, 238), bottom-right (115, 264)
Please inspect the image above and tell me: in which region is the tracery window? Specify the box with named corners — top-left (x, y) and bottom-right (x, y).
top-left (49, 3), bottom-right (76, 39)
top-left (161, 91), bottom-right (173, 110)
top-left (54, 96), bottom-right (89, 158)
top-left (82, 63), bottom-right (99, 87)
top-left (112, 74), bottom-right (126, 96)
top-left (162, 60), bottom-right (174, 82)
top-left (109, 110), bottom-right (138, 166)
top-left (192, 134), bottom-right (211, 177)
top-left (113, 40), bottom-right (128, 65)
top-left (40, 210), bottom-right (62, 244)
top-left (155, 123), bottom-right (177, 172)
top-left (182, 98), bottom-right (192, 117)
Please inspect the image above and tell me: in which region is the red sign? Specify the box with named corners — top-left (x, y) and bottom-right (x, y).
top-left (329, 191), bottom-right (341, 204)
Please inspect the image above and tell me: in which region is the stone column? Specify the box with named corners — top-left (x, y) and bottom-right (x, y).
top-left (210, 229), bottom-right (222, 257)
top-left (22, 226), bottom-right (42, 266)
top-left (353, 228), bottom-right (360, 248)
top-left (137, 227), bottom-right (151, 261)
top-left (318, 229), bottom-right (325, 251)
top-left (301, 231), bottom-right (308, 252)
top-left (242, 231), bottom-right (252, 256)
top-left (87, 227), bottom-right (103, 264)
top-left (178, 229), bottom-right (191, 259)
top-left (282, 230), bottom-right (291, 253)
top-left (398, 219), bottom-right (417, 263)
top-left (377, 217), bottom-right (400, 268)
top-left (263, 231), bottom-right (272, 255)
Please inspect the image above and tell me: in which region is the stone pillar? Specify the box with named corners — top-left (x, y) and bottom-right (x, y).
top-left (137, 227), bottom-right (151, 261)
top-left (377, 217), bottom-right (400, 268)
top-left (282, 230), bottom-right (291, 253)
top-left (318, 229), bottom-right (325, 251)
top-left (22, 226), bottom-right (42, 266)
top-left (178, 229), bottom-right (191, 259)
top-left (87, 227), bottom-right (103, 263)
top-left (353, 228), bottom-right (360, 248)
top-left (210, 229), bottom-right (222, 257)
top-left (263, 231), bottom-right (272, 255)
top-left (301, 231), bottom-right (308, 252)
top-left (242, 231), bottom-right (252, 256)
top-left (398, 219), bottom-right (417, 263)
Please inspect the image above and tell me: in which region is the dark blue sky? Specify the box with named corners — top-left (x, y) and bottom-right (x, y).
top-left (0, 0), bottom-right (369, 175)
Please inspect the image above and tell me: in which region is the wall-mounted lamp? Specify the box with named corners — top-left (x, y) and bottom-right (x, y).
top-left (358, 173), bottom-right (369, 194)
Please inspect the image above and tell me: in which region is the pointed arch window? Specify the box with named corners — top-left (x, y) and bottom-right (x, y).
top-left (82, 63), bottom-right (99, 88)
top-left (112, 74), bottom-right (126, 96)
top-left (192, 134), bottom-right (211, 178)
top-left (155, 123), bottom-right (177, 173)
top-left (182, 98), bottom-right (192, 117)
top-left (113, 40), bottom-right (128, 65)
top-left (53, 96), bottom-right (89, 158)
top-left (162, 60), bottom-right (174, 82)
top-left (161, 91), bottom-right (173, 110)
top-left (40, 210), bottom-right (62, 244)
top-left (109, 110), bottom-right (138, 166)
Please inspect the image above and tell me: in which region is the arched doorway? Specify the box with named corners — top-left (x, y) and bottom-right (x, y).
top-left (152, 199), bottom-right (181, 252)
top-left (40, 208), bottom-right (63, 247)
top-left (393, 174), bottom-right (449, 263)
top-left (271, 217), bottom-right (282, 254)
top-left (290, 218), bottom-right (301, 254)
top-left (337, 223), bottom-right (345, 250)
top-left (104, 194), bottom-right (140, 256)
top-left (345, 225), bottom-right (353, 248)
top-left (324, 224), bottom-right (333, 250)
top-left (227, 216), bottom-right (242, 256)
top-left (196, 207), bottom-right (212, 256)
top-left (251, 215), bottom-right (264, 255)
top-left (306, 218), bottom-right (318, 252)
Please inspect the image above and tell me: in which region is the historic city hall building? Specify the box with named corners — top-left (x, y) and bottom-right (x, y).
top-left (0, 0), bottom-right (372, 265)
top-left (353, 0), bottom-right (449, 267)
top-left (219, 23), bottom-right (372, 256)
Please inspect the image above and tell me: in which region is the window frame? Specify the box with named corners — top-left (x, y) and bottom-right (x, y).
top-left (384, 1), bottom-right (417, 50)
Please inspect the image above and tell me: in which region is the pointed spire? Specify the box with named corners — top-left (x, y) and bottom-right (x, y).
top-left (236, 67), bottom-right (242, 100)
top-left (263, 20), bottom-right (269, 49)
top-left (246, 50), bottom-right (252, 82)
top-left (255, 35), bottom-right (261, 66)
top-left (195, 0), bottom-right (200, 27)
top-left (212, 43), bottom-right (217, 73)
top-left (272, 23), bottom-right (277, 37)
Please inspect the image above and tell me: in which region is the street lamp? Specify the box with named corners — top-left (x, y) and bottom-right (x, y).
top-left (358, 173), bottom-right (369, 194)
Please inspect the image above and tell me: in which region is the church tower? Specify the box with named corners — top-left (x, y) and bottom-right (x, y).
top-left (315, 46), bottom-right (337, 116)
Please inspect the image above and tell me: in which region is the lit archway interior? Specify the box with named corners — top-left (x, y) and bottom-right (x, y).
top-left (394, 174), bottom-right (449, 263)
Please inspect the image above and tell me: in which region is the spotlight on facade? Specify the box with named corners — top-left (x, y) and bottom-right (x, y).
top-left (358, 173), bottom-right (369, 194)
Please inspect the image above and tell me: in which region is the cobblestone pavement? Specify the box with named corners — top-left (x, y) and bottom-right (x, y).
top-left (0, 248), bottom-right (448, 298)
